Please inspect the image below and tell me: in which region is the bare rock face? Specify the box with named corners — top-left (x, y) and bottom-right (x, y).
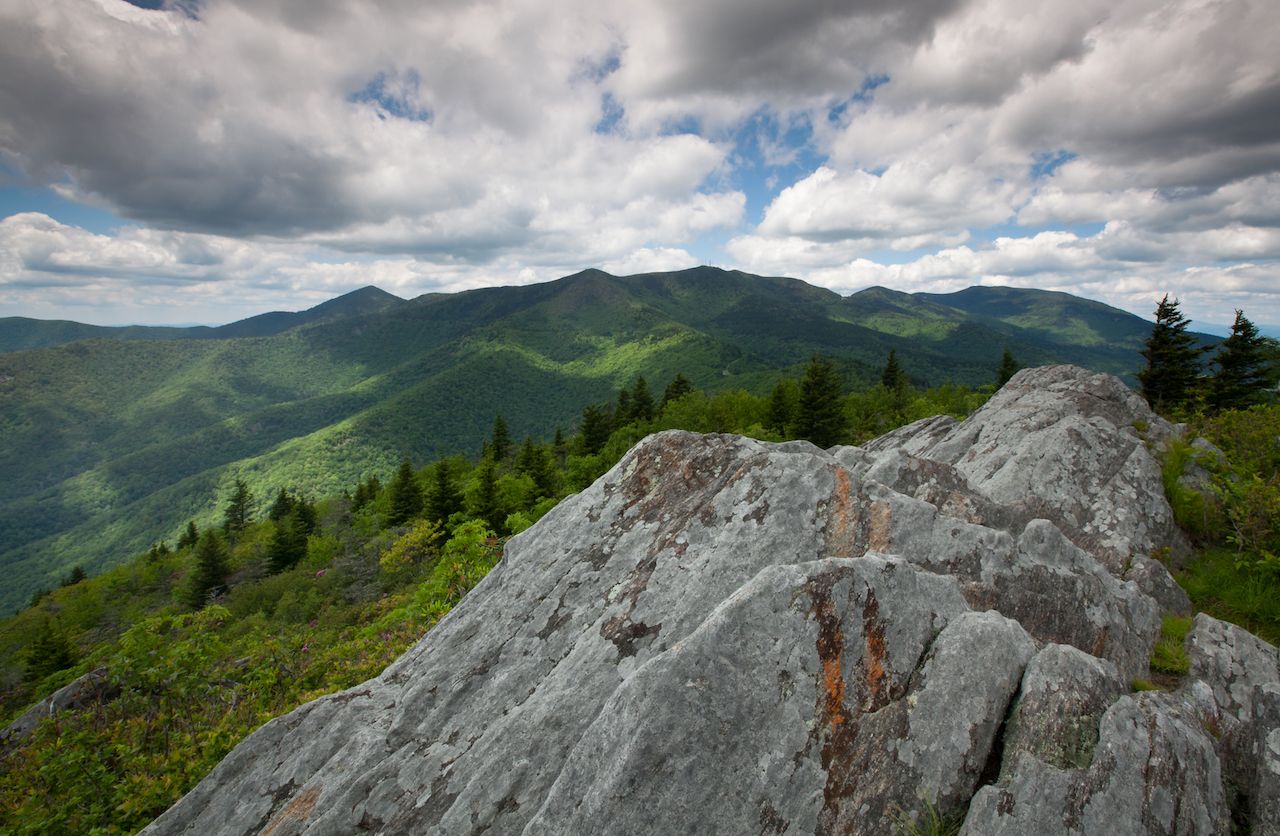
top-left (143, 366), bottom-right (1277, 835)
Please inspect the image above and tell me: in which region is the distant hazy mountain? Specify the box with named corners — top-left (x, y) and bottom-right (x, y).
top-left (0, 267), bottom-right (1191, 611)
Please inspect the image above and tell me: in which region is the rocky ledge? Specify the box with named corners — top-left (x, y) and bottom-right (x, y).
top-left (144, 365), bottom-right (1279, 835)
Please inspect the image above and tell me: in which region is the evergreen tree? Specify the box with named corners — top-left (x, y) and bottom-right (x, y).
top-left (766, 379), bottom-right (799, 433)
top-left (387, 458), bottom-right (424, 527)
top-left (22, 622), bottom-right (76, 682)
top-left (293, 494), bottom-right (318, 537)
top-left (177, 520), bottom-right (199, 550)
top-left (470, 458), bottom-right (504, 532)
top-left (516, 437), bottom-right (538, 475)
top-left (267, 513), bottom-right (308, 574)
top-left (352, 475), bottom-right (382, 512)
top-left (180, 531), bottom-right (229, 609)
top-left (631, 376), bottom-right (656, 422)
top-left (1209, 309), bottom-right (1272, 410)
top-left (60, 565), bottom-right (87, 587)
top-left (996, 348), bottom-right (1020, 388)
top-left (881, 349), bottom-right (907, 391)
top-left (552, 427), bottom-right (568, 467)
top-left (615, 389), bottom-right (633, 426)
top-left (527, 445), bottom-right (558, 499)
top-left (661, 373), bottom-right (694, 410)
top-left (268, 487), bottom-right (295, 522)
top-left (1139, 295), bottom-right (1205, 414)
top-left (490, 415), bottom-right (512, 461)
top-left (796, 355), bottom-right (847, 449)
top-left (427, 461), bottom-right (464, 524)
top-left (580, 403), bottom-right (612, 455)
top-left (222, 478), bottom-right (253, 539)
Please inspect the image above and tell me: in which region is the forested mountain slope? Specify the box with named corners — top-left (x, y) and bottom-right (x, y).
top-left (0, 267), bottom-right (1182, 611)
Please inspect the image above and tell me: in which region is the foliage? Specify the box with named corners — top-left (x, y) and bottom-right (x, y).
top-left (996, 348), bottom-right (1020, 388)
top-left (796, 355), bottom-right (847, 448)
top-left (1150, 615), bottom-right (1192, 675)
top-left (490, 415), bottom-right (512, 461)
top-left (379, 518), bottom-right (443, 579)
top-left (387, 458), bottom-right (425, 527)
top-left (1208, 310), bottom-right (1273, 411)
top-left (881, 349), bottom-right (908, 391)
top-left (177, 532), bottom-right (229, 610)
top-left (1138, 295), bottom-right (1204, 415)
top-left (221, 478), bottom-right (254, 539)
top-left (890, 796), bottom-right (964, 836)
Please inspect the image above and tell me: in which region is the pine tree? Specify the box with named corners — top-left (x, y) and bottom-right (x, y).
top-left (470, 458), bottom-right (504, 532)
top-left (1209, 309), bottom-right (1272, 411)
top-left (222, 478), bottom-right (253, 539)
top-left (615, 389), bottom-right (633, 426)
top-left (177, 520), bottom-right (199, 550)
top-left (631, 376), bottom-right (656, 423)
top-left (180, 531), bottom-right (229, 609)
top-left (427, 461), bottom-right (464, 524)
top-left (796, 355), bottom-right (847, 449)
top-left (996, 348), bottom-right (1020, 388)
top-left (766, 379), bottom-right (799, 433)
top-left (267, 513), bottom-right (308, 574)
top-left (881, 349), bottom-right (907, 391)
top-left (580, 403), bottom-right (612, 455)
top-left (22, 621), bottom-right (76, 682)
top-left (491, 415), bottom-right (512, 461)
top-left (268, 487), bottom-right (295, 522)
top-left (1138, 295), bottom-right (1204, 414)
top-left (661, 373), bottom-right (693, 410)
top-left (387, 458), bottom-right (424, 527)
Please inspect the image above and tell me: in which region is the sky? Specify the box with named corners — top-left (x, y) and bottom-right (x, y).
top-left (0, 0), bottom-right (1277, 329)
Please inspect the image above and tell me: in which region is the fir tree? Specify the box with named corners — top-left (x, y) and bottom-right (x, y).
top-left (881, 349), bottom-right (907, 391)
top-left (631, 376), bottom-right (656, 422)
top-left (490, 415), bottom-right (512, 461)
top-left (427, 461), bottom-right (464, 524)
top-left (1209, 310), bottom-right (1272, 411)
top-left (22, 621), bottom-right (76, 682)
top-left (177, 520), bottom-right (199, 550)
top-left (552, 427), bottom-right (567, 467)
top-left (766, 379), bottom-right (799, 433)
top-left (527, 445), bottom-right (558, 499)
top-left (60, 565), bottom-right (87, 587)
top-left (387, 458), bottom-right (424, 527)
top-left (267, 513), bottom-right (308, 574)
top-left (470, 458), bottom-right (504, 532)
top-left (268, 487), bottom-right (295, 522)
top-left (996, 348), bottom-right (1020, 388)
top-left (580, 403), bottom-right (612, 455)
top-left (615, 389), bottom-right (633, 426)
top-left (1138, 295), bottom-right (1204, 414)
top-left (222, 478), bottom-right (253, 539)
top-left (796, 355), bottom-right (847, 449)
top-left (180, 531), bottom-right (229, 609)
top-left (661, 373), bottom-right (693, 410)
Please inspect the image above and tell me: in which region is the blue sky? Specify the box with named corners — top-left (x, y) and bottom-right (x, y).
top-left (1, 0), bottom-right (1276, 327)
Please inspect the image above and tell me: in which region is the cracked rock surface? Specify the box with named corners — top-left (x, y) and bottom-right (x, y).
top-left (143, 366), bottom-right (1278, 835)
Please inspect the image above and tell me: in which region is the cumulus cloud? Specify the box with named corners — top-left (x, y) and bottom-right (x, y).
top-left (0, 0), bottom-right (1277, 326)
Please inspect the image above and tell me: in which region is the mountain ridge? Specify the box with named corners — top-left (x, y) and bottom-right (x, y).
top-left (0, 267), bottom-right (1203, 611)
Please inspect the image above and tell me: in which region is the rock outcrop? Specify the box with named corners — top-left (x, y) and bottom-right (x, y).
top-left (143, 365), bottom-right (1278, 835)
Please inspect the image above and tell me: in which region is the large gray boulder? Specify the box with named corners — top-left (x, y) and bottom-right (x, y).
top-left (143, 365), bottom-right (1276, 835)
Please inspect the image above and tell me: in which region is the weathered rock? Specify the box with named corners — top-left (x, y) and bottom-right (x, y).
top-left (1253, 683), bottom-right (1280, 831)
top-left (964, 692), bottom-right (1229, 835)
top-left (0, 667), bottom-right (116, 749)
top-left (142, 366), bottom-right (1271, 835)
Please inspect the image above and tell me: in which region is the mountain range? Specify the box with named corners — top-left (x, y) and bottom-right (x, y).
top-left (0, 266), bottom-right (1191, 612)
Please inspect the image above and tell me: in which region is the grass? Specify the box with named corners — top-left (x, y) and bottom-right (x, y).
top-left (1176, 547), bottom-right (1280, 646)
top-left (891, 797), bottom-right (964, 836)
top-left (1150, 615), bottom-right (1192, 675)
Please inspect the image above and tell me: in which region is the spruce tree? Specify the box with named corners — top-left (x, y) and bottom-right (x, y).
top-left (1138, 295), bottom-right (1203, 414)
top-left (268, 487), bottom-right (295, 522)
top-left (996, 348), bottom-right (1020, 388)
top-left (427, 461), bottom-right (464, 524)
top-left (267, 513), bottom-right (308, 574)
top-left (180, 531), bottom-right (229, 609)
top-left (387, 458), bottom-right (424, 526)
top-left (22, 622), bottom-right (76, 682)
top-left (631, 376), bottom-right (656, 422)
top-left (470, 458), bottom-right (504, 532)
top-left (552, 427), bottom-right (567, 467)
top-left (1209, 309), bottom-right (1271, 410)
top-left (615, 389), bottom-right (633, 426)
top-left (177, 520), bottom-right (199, 550)
top-left (881, 349), bottom-right (907, 391)
top-left (661, 373), bottom-right (693, 410)
top-left (796, 355), bottom-right (847, 449)
top-left (491, 415), bottom-right (512, 461)
top-left (766, 379), bottom-right (798, 434)
top-left (222, 478), bottom-right (253, 538)
top-left (580, 403), bottom-right (612, 455)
